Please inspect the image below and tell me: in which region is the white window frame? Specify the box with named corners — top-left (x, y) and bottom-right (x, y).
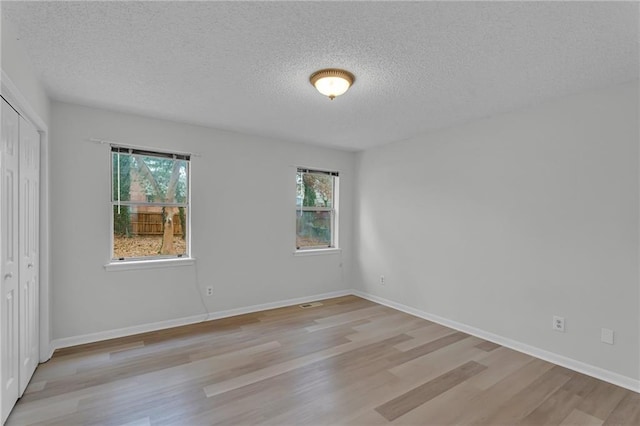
top-left (295, 167), bottom-right (340, 254)
top-left (107, 146), bottom-right (192, 266)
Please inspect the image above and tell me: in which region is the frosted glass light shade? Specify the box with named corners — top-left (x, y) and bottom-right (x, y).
top-left (310, 69), bottom-right (355, 100)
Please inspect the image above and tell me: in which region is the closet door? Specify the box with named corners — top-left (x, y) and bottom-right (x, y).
top-left (1, 98), bottom-right (20, 423)
top-left (18, 116), bottom-right (39, 395)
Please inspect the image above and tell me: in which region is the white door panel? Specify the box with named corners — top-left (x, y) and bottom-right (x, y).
top-left (1, 98), bottom-right (20, 424)
top-left (1, 99), bottom-right (41, 422)
top-left (18, 115), bottom-right (39, 396)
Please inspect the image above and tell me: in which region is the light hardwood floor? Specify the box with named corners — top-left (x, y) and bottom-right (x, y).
top-left (7, 296), bottom-right (639, 425)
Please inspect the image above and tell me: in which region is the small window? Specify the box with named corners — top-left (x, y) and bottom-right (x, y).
top-left (296, 168), bottom-right (339, 250)
top-left (111, 147), bottom-right (190, 261)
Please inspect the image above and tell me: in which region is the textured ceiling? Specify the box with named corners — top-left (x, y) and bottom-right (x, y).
top-left (2, 1), bottom-right (638, 151)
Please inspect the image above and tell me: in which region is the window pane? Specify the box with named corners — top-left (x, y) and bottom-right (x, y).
top-left (296, 210), bottom-right (332, 248)
top-left (112, 153), bottom-right (188, 204)
top-left (113, 206), bottom-right (187, 259)
top-left (297, 172), bottom-right (333, 208)
top-left (112, 152), bottom-right (132, 202)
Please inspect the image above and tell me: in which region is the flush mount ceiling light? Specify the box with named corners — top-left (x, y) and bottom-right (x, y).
top-left (310, 68), bottom-right (355, 100)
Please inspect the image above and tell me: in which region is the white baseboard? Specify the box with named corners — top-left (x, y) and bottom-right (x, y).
top-left (352, 290), bottom-right (640, 394)
top-left (50, 289), bottom-right (352, 353)
top-left (51, 313), bottom-right (208, 351)
top-left (205, 289), bottom-right (352, 321)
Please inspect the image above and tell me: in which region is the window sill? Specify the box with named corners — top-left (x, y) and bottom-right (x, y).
top-left (293, 248), bottom-right (342, 257)
top-left (104, 258), bottom-right (196, 272)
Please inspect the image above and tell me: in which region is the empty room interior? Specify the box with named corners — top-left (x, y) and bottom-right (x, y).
top-left (0, 1), bottom-right (639, 425)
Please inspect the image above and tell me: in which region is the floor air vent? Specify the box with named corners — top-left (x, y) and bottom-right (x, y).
top-left (299, 302), bottom-right (323, 309)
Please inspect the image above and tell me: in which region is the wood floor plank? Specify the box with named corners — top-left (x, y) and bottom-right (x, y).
top-left (375, 361), bottom-right (487, 421)
top-left (197, 340), bottom-right (406, 425)
top-left (23, 380), bottom-right (47, 394)
top-left (424, 358), bottom-right (554, 425)
top-left (559, 370), bottom-right (601, 398)
top-left (344, 318), bottom-right (425, 343)
top-left (117, 417), bottom-right (152, 426)
top-left (357, 337), bottom-right (491, 424)
top-left (386, 331), bottom-right (470, 365)
top-left (465, 346), bottom-right (535, 390)
top-left (392, 323), bottom-right (457, 352)
top-left (478, 365), bottom-right (574, 425)
top-left (560, 409), bottom-right (604, 426)
top-left (388, 334), bottom-right (487, 380)
top-left (7, 295), bottom-right (639, 426)
top-left (475, 340), bottom-right (501, 352)
top-left (202, 334), bottom-right (411, 398)
top-left (390, 381), bottom-right (481, 425)
top-left (5, 399), bottom-right (79, 425)
top-left (520, 368), bottom-right (607, 426)
top-left (577, 380), bottom-right (631, 421)
top-left (603, 391), bottom-right (640, 425)
top-left (519, 388), bottom-right (583, 426)
top-left (216, 366), bottom-right (399, 426)
top-left (344, 409), bottom-right (390, 425)
top-left (311, 304), bottom-right (386, 327)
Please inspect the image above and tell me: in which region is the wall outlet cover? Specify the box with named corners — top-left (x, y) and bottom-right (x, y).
top-left (553, 316), bottom-right (565, 332)
top-left (601, 328), bottom-right (614, 345)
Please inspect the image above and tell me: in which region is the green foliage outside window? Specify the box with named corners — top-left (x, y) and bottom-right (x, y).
top-left (112, 154), bottom-right (132, 236)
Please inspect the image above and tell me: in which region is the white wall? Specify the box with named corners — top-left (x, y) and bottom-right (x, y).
top-left (354, 82), bottom-right (639, 381)
top-left (51, 101), bottom-right (355, 340)
top-left (0, 13), bottom-right (49, 124)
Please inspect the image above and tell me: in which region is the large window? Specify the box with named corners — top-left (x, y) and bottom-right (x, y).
top-left (111, 147), bottom-right (190, 261)
top-left (296, 168), bottom-right (338, 250)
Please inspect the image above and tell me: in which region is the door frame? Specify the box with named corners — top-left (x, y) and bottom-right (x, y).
top-left (1, 70), bottom-right (52, 362)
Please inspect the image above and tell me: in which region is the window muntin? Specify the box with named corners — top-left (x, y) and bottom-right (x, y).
top-left (296, 168), bottom-right (338, 250)
top-left (111, 147), bottom-right (189, 261)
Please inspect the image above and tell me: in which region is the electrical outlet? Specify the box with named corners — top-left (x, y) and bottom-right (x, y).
top-left (553, 316), bottom-right (565, 332)
top-left (601, 328), bottom-right (614, 345)
top-left (206, 286), bottom-right (213, 296)
top-left (379, 275), bottom-right (385, 285)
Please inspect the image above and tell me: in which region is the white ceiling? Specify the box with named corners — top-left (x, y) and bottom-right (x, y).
top-left (2, 1), bottom-right (638, 151)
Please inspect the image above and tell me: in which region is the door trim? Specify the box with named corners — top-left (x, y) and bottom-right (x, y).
top-left (1, 70), bottom-right (52, 362)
